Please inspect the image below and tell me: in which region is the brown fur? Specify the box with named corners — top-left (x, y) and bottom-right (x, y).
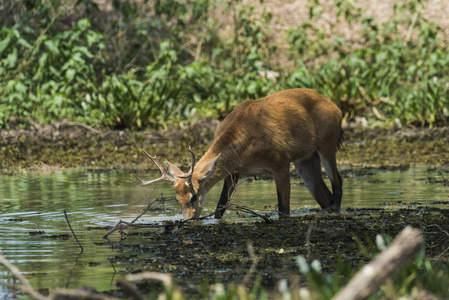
top-left (145, 89), bottom-right (343, 219)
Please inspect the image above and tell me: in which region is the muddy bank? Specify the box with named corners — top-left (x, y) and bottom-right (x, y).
top-left (1, 121), bottom-right (448, 175)
top-left (92, 207), bottom-right (449, 298)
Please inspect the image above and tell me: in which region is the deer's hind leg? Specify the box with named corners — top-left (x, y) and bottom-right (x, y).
top-left (294, 152), bottom-right (334, 210)
top-left (318, 147), bottom-right (343, 211)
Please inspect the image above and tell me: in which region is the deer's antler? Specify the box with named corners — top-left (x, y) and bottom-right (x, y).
top-left (179, 146), bottom-right (196, 181)
top-left (135, 150), bottom-right (176, 185)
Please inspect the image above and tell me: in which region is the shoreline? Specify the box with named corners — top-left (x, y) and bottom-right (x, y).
top-left (1, 121), bottom-right (448, 175)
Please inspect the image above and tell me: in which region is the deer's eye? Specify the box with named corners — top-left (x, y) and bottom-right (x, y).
top-left (190, 193), bottom-right (198, 203)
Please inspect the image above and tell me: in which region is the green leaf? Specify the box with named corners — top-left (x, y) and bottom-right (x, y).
top-left (44, 40), bottom-right (60, 56)
top-left (77, 19), bottom-right (91, 31)
top-left (17, 38), bottom-right (32, 49)
top-left (0, 32), bottom-right (11, 54)
top-left (39, 52), bottom-right (48, 68)
top-left (6, 50), bottom-right (18, 68)
top-left (65, 69), bottom-right (76, 82)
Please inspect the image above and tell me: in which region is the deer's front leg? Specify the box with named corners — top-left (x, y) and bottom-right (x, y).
top-left (274, 167), bottom-right (291, 217)
top-left (215, 173), bottom-right (239, 218)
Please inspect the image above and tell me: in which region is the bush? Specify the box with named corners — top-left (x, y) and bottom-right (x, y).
top-left (0, 0), bottom-right (448, 129)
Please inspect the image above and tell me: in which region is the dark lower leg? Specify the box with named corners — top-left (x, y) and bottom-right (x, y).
top-left (274, 168), bottom-right (291, 217)
top-left (215, 173), bottom-right (239, 218)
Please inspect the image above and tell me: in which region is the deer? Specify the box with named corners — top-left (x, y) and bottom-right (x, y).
top-left (136, 89), bottom-right (343, 219)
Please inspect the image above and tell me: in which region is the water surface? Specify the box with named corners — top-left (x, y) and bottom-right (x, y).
top-left (0, 167), bottom-right (448, 297)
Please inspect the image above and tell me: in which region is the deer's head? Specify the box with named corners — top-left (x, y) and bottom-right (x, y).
top-left (136, 147), bottom-right (221, 219)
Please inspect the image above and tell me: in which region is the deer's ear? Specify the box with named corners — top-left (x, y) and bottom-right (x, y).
top-left (198, 154), bottom-right (221, 180)
top-left (165, 160), bottom-right (184, 179)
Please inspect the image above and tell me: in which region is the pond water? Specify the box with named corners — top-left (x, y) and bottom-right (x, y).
top-left (0, 167), bottom-right (448, 297)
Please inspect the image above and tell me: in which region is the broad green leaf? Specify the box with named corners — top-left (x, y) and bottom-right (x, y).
top-left (44, 40), bottom-right (60, 56)
top-left (65, 68), bottom-right (76, 82)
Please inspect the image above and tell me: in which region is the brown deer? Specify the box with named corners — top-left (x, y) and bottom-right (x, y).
top-left (136, 89), bottom-right (343, 219)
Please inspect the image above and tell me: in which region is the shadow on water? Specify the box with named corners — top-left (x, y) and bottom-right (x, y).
top-left (0, 167), bottom-right (448, 296)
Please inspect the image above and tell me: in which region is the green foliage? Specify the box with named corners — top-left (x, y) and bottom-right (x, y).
top-left (0, 17), bottom-right (104, 127)
top-left (286, 0), bottom-right (449, 127)
top-left (296, 233), bottom-right (449, 299)
top-left (1, 0), bottom-right (448, 129)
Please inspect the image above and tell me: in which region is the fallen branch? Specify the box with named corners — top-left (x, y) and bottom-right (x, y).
top-left (304, 220), bottom-right (317, 258)
top-left (332, 226), bottom-right (424, 300)
top-left (242, 242), bottom-right (259, 285)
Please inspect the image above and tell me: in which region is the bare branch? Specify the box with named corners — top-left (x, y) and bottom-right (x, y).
top-left (103, 185), bottom-right (158, 239)
top-left (242, 242), bottom-right (259, 286)
top-left (229, 204), bottom-right (272, 223)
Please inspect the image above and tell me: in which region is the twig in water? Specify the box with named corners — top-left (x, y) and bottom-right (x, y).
top-left (229, 204), bottom-right (272, 223)
top-left (0, 249), bottom-right (47, 300)
top-left (64, 210), bottom-right (83, 253)
top-left (103, 185), bottom-right (158, 239)
top-left (437, 169), bottom-right (449, 186)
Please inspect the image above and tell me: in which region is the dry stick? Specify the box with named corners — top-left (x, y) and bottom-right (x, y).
top-left (103, 185), bottom-right (158, 239)
top-left (304, 220), bottom-right (316, 258)
top-left (0, 250), bottom-right (47, 300)
top-left (229, 204), bottom-right (272, 223)
top-left (332, 226), bottom-right (424, 300)
top-left (437, 169), bottom-right (449, 186)
top-left (242, 242), bottom-right (259, 286)
top-left (215, 168), bottom-right (272, 223)
top-left (64, 210), bottom-right (84, 253)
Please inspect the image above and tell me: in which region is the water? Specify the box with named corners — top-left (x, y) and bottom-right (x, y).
top-left (0, 168), bottom-right (448, 297)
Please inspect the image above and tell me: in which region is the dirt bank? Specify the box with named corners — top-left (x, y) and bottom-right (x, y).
top-left (96, 207), bottom-right (449, 298)
top-left (1, 121), bottom-right (448, 175)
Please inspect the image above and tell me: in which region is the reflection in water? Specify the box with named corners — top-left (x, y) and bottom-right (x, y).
top-left (0, 168), bottom-right (448, 296)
